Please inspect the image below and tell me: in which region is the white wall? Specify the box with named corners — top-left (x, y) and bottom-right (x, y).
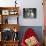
top-left (18, 0), bottom-right (43, 26)
top-left (0, 0), bottom-right (43, 26)
top-left (0, 0), bottom-right (15, 7)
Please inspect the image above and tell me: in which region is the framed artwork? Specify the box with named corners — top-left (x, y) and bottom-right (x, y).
top-left (2, 10), bottom-right (9, 15)
top-left (23, 8), bottom-right (36, 18)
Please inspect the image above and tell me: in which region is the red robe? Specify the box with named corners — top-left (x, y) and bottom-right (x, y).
top-left (21, 28), bottom-right (41, 46)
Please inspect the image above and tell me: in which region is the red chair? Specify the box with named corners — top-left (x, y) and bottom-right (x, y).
top-left (21, 28), bottom-right (41, 46)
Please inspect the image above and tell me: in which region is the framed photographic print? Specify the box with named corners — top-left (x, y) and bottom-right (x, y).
top-left (2, 10), bottom-right (9, 15)
top-left (23, 8), bottom-right (36, 18)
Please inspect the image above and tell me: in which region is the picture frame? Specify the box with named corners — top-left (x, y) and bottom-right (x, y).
top-left (2, 10), bottom-right (9, 15)
top-left (23, 8), bottom-right (36, 18)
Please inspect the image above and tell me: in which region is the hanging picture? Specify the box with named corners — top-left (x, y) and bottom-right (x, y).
top-left (23, 8), bottom-right (36, 18)
top-left (2, 10), bottom-right (9, 15)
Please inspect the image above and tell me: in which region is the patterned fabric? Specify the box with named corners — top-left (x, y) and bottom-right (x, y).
top-left (21, 28), bottom-right (41, 46)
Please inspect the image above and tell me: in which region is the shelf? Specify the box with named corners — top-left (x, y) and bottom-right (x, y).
top-left (0, 7), bottom-right (19, 10)
top-left (0, 40), bottom-right (19, 46)
top-left (2, 40), bottom-right (19, 43)
top-left (0, 7), bottom-right (19, 24)
top-left (0, 7), bottom-right (19, 46)
top-left (2, 41), bottom-right (19, 46)
top-left (1, 15), bottom-right (18, 24)
top-left (0, 24), bottom-right (20, 32)
top-left (0, 7), bottom-right (19, 16)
